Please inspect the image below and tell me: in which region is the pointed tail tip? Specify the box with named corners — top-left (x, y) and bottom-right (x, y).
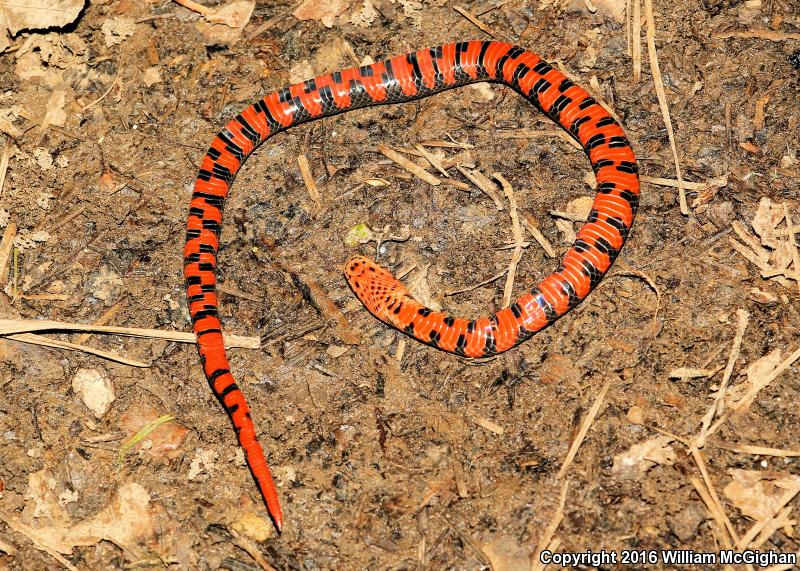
top-left (274, 513), bottom-right (283, 534)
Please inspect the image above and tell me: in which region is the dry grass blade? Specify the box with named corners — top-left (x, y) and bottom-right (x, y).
top-left (689, 476), bottom-right (734, 550)
top-left (713, 30), bottom-right (800, 41)
top-left (0, 318), bottom-right (260, 349)
top-left (530, 481), bottom-right (569, 571)
top-left (558, 379), bottom-right (611, 478)
top-left (378, 144), bottom-right (440, 186)
top-left (6, 332), bottom-right (149, 367)
top-left (117, 414), bottom-right (176, 468)
top-left (494, 173), bottom-right (525, 308)
top-left (695, 308), bottom-right (749, 447)
top-left (712, 442), bottom-right (800, 457)
top-left (644, 0), bottom-right (686, 214)
top-left (690, 446), bottom-right (739, 544)
top-left (455, 165), bottom-right (504, 210)
top-left (521, 212), bottom-right (556, 258)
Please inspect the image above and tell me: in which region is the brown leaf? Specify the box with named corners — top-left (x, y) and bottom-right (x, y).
top-left (1, 0), bottom-right (84, 36)
top-left (293, 0), bottom-right (350, 28)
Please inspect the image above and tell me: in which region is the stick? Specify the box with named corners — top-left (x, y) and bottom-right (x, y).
top-left (644, 0), bottom-right (686, 214)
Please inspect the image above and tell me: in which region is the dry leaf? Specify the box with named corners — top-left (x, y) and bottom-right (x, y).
top-left (723, 469), bottom-right (800, 521)
top-left (350, 0), bottom-right (377, 26)
top-left (231, 512), bottom-right (273, 542)
top-left (42, 88), bottom-right (67, 127)
top-left (293, 0), bottom-right (351, 28)
top-left (101, 17), bottom-right (136, 48)
top-left (196, 0), bottom-right (254, 43)
top-left (612, 435), bottom-right (676, 479)
top-left (0, 0), bottom-right (84, 36)
top-left (142, 66), bottom-right (162, 86)
top-left (566, 196), bottom-right (594, 220)
top-left (591, 0), bottom-right (625, 22)
top-left (481, 534), bottom-right (532, 571)
top-left (5, 483), bottom-right (155, 556)
top-left (120, 404), bottom-right (190, 458)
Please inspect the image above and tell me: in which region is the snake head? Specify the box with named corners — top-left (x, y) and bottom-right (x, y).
top-left (344, 255), bottom-right (412, 321)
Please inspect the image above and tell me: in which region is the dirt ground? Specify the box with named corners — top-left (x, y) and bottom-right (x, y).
top-left (1, 0), bottom-right (799, 569)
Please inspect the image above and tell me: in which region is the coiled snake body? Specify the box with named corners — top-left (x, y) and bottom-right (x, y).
top-left (184, 40), bottom-right (640, 530)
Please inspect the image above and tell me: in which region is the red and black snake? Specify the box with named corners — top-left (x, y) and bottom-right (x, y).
top-left (184, 40), bottom-right (640, 531)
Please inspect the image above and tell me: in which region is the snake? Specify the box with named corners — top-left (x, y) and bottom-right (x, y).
top-left (184, 40), bottom-right (640, 531)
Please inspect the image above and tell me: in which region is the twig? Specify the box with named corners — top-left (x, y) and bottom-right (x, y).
top-left (713, 29), bottom-right (800, 41)
top-left (446, 270), bottom-right (506, 296)
top-left (453, 6), bottom-right (508, 42)
top-left (690, 477), bottom-right (734, 550)
top-left (455, 165), bottom-right (504, 210)
top-left (413, 143), bottom-right (450, 178)
top-left (695, 309), bottom-right (749, 447)
top-left (690, 446), bottom-right (739, 545)
top-left (558, 379), bottom-right (611, 478)
top-left (6, 332), bottom-right (149, 367)
top-left (521, 212), bottom-right (556, 258)
top-left (644, 0), bottom-right (686, 214)
top-left (378, 144), bottom-right (440, 186)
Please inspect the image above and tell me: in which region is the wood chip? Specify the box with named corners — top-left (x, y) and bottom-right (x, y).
top-left (297, 153), bottom-right (320, 206)
top-left (378, 144), bottom-right (440, 186)
top-left (473, 417), bottom-right (504, 435)
top-left (0, 221), bottom-right (16, 285)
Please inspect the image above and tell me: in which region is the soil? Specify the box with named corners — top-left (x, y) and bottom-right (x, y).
top-left (1, 0), bottom-right (799, 570)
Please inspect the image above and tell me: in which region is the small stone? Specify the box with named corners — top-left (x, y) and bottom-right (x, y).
top-left (72, 368), bottom-right (114, 418)
top-left (667, 502), bottom-right (707, 542)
